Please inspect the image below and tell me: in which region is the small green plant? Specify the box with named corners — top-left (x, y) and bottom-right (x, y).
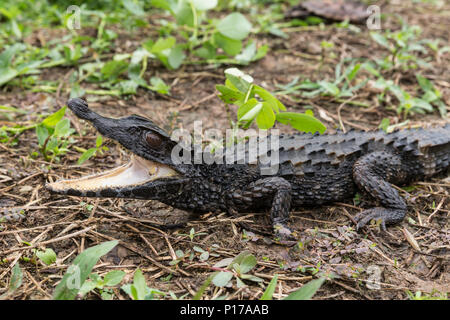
top-left (53, 240), bottom-right (118, 300)
top-left (276, 59), bottom-right (366, 100)
top-left (370, 22), bottom-right (432, 71)
top-left (283, 277), bottom-right (327, 300)
top-left (79, 270), bottom-right (126, 300)
top-left (406, 290), bottom-right (448, 300)
top-left (216, 68), bottom-right (326, 134)
top-left (35, 106), bottom-right (76, 162)
top-left (193, 251), bottom-right (263, 299)
top-left (76, 135), bottom-right (109, 165)
top-left (149, 1), bottom-right (267, 66)
top-left (33, 248), bottom-right (57, 266)
top-left (121, 269), bottom-right (165, 300)
top-left (416, 74), bottom-right (447, 117)
top-left (0, 43), bottom-right (43, 87)
top-left (371, 77), bottom-right (435, 118)
top-left (0, 263), bottom-right (23, 299)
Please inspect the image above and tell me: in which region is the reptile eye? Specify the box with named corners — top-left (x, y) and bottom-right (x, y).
top-left (145, 132), bottom-right (162, 148)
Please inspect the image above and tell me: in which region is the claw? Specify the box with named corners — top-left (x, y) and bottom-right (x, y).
top-left (273, 223), bottom-right (297, 242)
top-left (354, 207), bottom-right (406, 231)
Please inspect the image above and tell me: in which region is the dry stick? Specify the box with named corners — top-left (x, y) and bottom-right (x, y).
top-left (427, 197), bottom-right (445, 223)
top-left (87, 229), bottom-right (188, 276)
top-left (417, 181), bottom-right (450, 188)
top-left (178, 93), bottom-right (217, 112)
top-left (125, 224), bottom-right (159, 256)
top-left (316, 106), bottom-right (368, 131)
top-left (24, 270), bottom-right (52, 299)
top-left (331, 280), bottom-right (373, 300)
top-left (0, 226), bottom-right (94, 255)
top-left (253, 273), bottom-right (312, 282)
top-left (0, 220), bottom-right (81, 236)
top-left (0, 172), bottom-right (43, 193)
top-left (337, 96), bottom-right (359, 133)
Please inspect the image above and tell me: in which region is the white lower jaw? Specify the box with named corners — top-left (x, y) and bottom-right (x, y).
top-left (47, 155), bottom-right (178, 192)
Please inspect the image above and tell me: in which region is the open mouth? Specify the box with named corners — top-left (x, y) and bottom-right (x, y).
top-left (47, 155), bottom-right (179, 192)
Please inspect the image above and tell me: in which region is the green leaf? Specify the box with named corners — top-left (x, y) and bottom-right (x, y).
top-left (168, 45), bottom-right (185, 69)
top-left (118, 80), bottom-right (139, 95)
top-left (174, 0), bottom-right (194, 27)
top-left (192, 0), bottom-right (217, 10)
top-left (122, 0), bottom-right (145, 16)
top-left (238, 101), bottom-right (263, 124)
top-left (35, 125), bottom-right (49, 147)
top-left (212, 271), bottom-right (233, 287)
top-left (95, 135), bottom-right (103, 148)
top-left (318, 81), bottom-right (340, 96)
top-left (235, 42), bottom-right (256, 64)
top-left (149, 77), bottom-right (170, 94)
top-left (260, 275), bottom-right (278, 300)
top-left (131, 269), bottom-right (148, 300)
top-left (0, 263), bottom-right (22, 298)
top-left (216, 85), bottom-right (245, 104)
top-left (421, 90), bottom-right (438, 103)
top-left (0, 68), bottom-right (19, 86)
top-left (256, 102), bottom-right (276, 130)
top-left (150, 37), bottom-right (176, 54)
top-left (411, 98), bottom-right (433, 112)
top-left (54, 119), bottom-right (72, 138)
top-left (253, 85), bottom-right (286, 113)
top-left (224, 68), bottom-right (253, 93)
top-left (101, 60), bottom-right (129, 80)
top-left (194, 42), bottom-right (216, 60)
top-left (78, 148), bottom-right (97, 165)
top-left (41, 106), bottom-right (66, 128)
top-left (78, 280), bottom-right (98, 296)
top-left (52, 240), bottom-right (118, 300)
top-left (0, 105), bottom-right (25, 113)
top-left (213, 32), bottom-right (242, 56)
top-left (253, 44), bottom-right (269, 62)
top-left (239, 254), bottom-right (257, 274)
top-left (345, 63), bottom-right (361, 82)
top-left (228, 251), bottom-right (253, 266)
top-left (36, 248), bottom-right (57, 265)
top-left (192, 272), bottom-right (217, 300)
top-left (435, 100), bottom-right (447, 118)
top-left (276, 112), bottom-right (326, 134)
top-left (379, 118), bottom-right (390, 132)
top-left (0, 43), bottom-right (24, 69)
top-left (283, 277), bottom-right (326, 300)
top-left (217, 13), bottom-right (252, 40)
top-left (416, 74), bottom-right (433, 92)
top-left (151, 0), bottom-right (177, 12)
top-left (103, 270), bottom-right (126, 287)
top-left (240, 274), bottom-right (264, 282)
top-left (370, 32), bottom-right (391, 50)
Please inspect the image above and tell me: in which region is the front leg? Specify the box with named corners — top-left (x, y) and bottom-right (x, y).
top-left (228, 177), bottom-right (294, 240)
top-left (353, 151), bottom-right (408, 230)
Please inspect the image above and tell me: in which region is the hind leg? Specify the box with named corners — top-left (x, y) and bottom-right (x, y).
top-left (352, 151), bottom-right (408, 230)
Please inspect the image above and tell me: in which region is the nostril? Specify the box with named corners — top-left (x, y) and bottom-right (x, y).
top-left (67, 98), bottom-right (96, 121)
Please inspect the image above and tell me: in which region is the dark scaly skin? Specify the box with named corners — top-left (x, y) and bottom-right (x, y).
top-left (46, 99), bottom-right (450, 240)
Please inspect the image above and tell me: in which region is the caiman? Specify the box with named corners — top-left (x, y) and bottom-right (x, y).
top-left (46, 98), bottom-right (450, 240)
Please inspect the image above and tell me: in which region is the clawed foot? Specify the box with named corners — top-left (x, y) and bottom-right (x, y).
top-left (273, 223), bottom-right (298, 243)
top-left (354, 207), bottom-right (406, 231)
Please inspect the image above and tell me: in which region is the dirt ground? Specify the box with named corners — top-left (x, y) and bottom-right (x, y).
top-left (0, 1), bottom-right (449, 300)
